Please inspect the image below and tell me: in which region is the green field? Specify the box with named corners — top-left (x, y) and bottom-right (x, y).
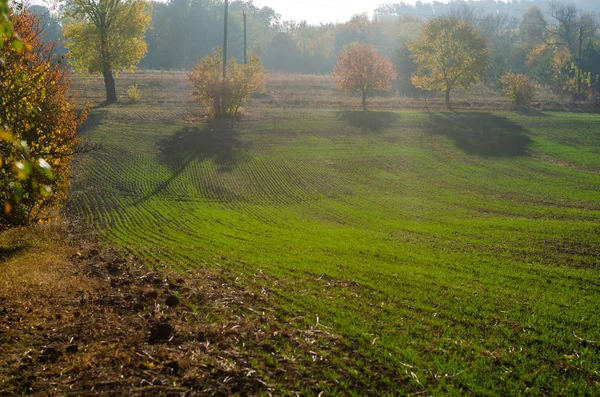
top-left (70, 96), bottom-right (600, 395)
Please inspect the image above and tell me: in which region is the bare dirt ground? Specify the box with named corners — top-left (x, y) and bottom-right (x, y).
top-left (0, 221), bottom-right (341, 396)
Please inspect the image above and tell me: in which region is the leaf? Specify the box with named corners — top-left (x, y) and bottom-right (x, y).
top-left (13, 161), bottom-right (32, 180)
top-left (10, 182), bottom-right (23, 202)
top-left (37, 158), bottom-right (52, 173)
top-left (11, 38), bottom-right (24, 51)
top-left (39, 185), bottom-right (52, 197)
top-left (0, 129), bottom-right (12, 141)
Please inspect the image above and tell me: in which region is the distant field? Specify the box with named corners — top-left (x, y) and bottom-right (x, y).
top-left (69, 73), bottom-right (600, 395)
top-left (71, 70), bottom-right (578, 112)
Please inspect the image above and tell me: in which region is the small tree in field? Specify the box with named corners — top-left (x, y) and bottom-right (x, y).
top-left (1, 9), bottom-right (87, 227)
top-left (188, 49), bottom-right (268, 119)
top-left (501, 73), bottom-right (536, 108)
top-left (332, 42), bottom-right (396, 111)
top-left (409, 18), bottom-right (490, 107)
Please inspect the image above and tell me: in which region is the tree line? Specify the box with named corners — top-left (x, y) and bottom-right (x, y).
top-left (29, 0), bottom-right (600, 95)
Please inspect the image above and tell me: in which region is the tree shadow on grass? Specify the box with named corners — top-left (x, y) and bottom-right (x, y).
top-left (335, 111), bottom-right (400, 132)
top-left (424, 112), bottom-right (533, 157)
top-left (133, 119), bottom-right (249, 205)
top-left (77, 110), bottom-right (108, 136)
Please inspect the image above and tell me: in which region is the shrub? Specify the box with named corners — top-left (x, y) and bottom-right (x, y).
top-left (501, 72), bottom-right (536, 108)
top-left (188, 49), bottom-right (268, 119)
top-left (127, 84), bottom-right (142, 102)
top-left (0, 10), bottom-right (87, 228)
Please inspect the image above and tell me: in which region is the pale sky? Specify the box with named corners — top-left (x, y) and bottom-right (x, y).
top-left (251, 0), bottom-right (419, 25)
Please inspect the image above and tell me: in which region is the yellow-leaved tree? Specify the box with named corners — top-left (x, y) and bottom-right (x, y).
top-left (63, 0), bottom-right (152, 103)
top-left (188, 49), bottom-right (269, 119)
top-left (408, 18), bottom-right (490, 107)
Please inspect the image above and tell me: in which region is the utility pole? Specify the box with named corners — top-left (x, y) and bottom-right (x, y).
top-left (223, 0), bottom-right (229, 80)
top-left (243, 12), bottom-right (247, 64)
top-left (578, 25), bottom-right (583, 95)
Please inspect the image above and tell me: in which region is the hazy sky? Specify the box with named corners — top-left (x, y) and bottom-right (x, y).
top-left (251, 0), bottom-right (419, 25)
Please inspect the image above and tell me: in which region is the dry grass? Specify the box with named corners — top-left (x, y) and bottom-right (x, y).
top-left (70, 70), bottom-right (595, 112)
top-left (0, 222), bottom-right (97, 301)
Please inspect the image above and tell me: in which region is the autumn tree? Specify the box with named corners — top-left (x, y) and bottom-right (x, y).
top-left (0, 8), bottom-right (87, 227)
top-left (409, 18), bottom-right (490, 106)
top-left (63, 0), bottom-right (152, 103)
top-left (332, 42), bottom-right (396, 111)
top-left (188, 49), bottom-right (268, 119)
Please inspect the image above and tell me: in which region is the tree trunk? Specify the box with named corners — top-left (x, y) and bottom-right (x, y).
top-left (103, 67), bottom-right (117, 103)
top-left (362, 89), bottom-right (367, 112)
top-left (445, 89), bottom-right (450, 107)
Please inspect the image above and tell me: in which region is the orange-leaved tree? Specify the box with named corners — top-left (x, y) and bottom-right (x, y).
top-left (188, 48), bottom-right (268, 119)
top-left (409, 18), bottom-right (489, 107)
top-left (332, 42), bottom-right (396, 111)
top-left (0, 9), bottom-right (87, 228)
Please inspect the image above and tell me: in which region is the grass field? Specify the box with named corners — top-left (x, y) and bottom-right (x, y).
top-left (68, 73), bottom-right (600, 395)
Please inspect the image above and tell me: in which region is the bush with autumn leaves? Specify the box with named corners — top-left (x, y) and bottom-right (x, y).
top-left (188, 49), bottom-right (268, 119)
top-left (0, 7), bottom-right (87, 228)
top-left (500, 73), bottom-right (536, 108)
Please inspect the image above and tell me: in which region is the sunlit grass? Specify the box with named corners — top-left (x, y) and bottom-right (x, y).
top-left (70, 103), bottom-right (600, 395)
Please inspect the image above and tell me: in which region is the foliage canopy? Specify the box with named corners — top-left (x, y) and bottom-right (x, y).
top-left (188, 49), bottom-right (268, 119)
top-left (63, 0), bottom-right (151, 102)
top-left (501, 72), bottom-right (536, 107)
top-left (332, 42), bottom-right (396, 111)
top-left (409, 18), bottom-right (490, 106)
top-left (0, 9), bottom-right (87, 228)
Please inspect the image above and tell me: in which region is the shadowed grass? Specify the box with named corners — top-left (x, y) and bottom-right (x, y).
top-left (335, 110), bottom-right (400, 132)
top-left (424, 112), bottom-right (533, 156)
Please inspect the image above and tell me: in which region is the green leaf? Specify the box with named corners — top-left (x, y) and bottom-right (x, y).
top-left (40, 185), bottom-right (52, 197)
top-left (13, 161), bottom-right (32, 180)
top-left (11, 39), bottom-right (23, 51)
top-left (9, 182), bottom-right (23, 202)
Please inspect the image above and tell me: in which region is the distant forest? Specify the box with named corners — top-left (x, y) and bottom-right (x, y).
top-left (31, 0), bottom-right (600, 91)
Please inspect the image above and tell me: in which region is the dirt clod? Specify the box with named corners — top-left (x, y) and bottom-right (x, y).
top-left (149, 323), bottom-right (173, 343)
top-left (164, 360), bottom-right (180, 374)
top-left (38, 347), bottom-right (62, 364)
top-left (144, 290), bottom-right (159, 300)
top-left (165, 294), bottom-right (180, 307)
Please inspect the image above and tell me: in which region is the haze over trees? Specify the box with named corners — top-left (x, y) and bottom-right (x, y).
top-left (63, 0), bottom-right (152, 103)
top-left (20, 0), bottom-right (598, 108)
top-left (409, 18), bottom-right (490, 106)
